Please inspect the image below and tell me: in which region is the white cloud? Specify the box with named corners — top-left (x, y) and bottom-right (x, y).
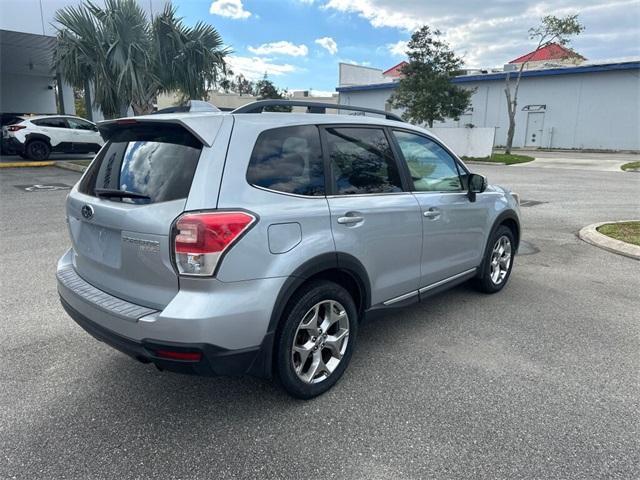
top-left (315, 37), bottom-right (338, 54)
top-left (247, 41), bottom-right (309, 57)
top-left (340, 59), bottom-right (372, 67)
top-left (387, 40), bottom-right (407, 57)
top-left (227, 56), bottom-right (297, 80)
top-left (324, 0), bottom-right (640, 68)
top-left (323, 0), bottom-right (423, 31)
top-left (209, 0), bottom-right (251, 20)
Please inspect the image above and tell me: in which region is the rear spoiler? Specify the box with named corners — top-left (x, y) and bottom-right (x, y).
top-left (97, 114), bottom-right (224, 147)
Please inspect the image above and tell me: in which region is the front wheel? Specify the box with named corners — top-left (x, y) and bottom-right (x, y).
top-left (473, 225), bottom-right (515, 293)
top-left (275, 281), bottom-right (358, 399)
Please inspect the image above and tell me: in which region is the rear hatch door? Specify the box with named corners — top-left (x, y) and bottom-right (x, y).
top-left (67, 117), bottom-right (223, 309)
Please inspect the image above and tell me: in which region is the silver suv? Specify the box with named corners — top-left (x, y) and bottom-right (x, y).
top-left (57, 100), bottom-right (521, 398)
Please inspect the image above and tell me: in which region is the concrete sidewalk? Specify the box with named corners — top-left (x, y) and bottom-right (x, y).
top-left (510, 150), bottom-right (638, 172)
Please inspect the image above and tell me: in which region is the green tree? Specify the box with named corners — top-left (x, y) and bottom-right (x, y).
top-left (504, 14), bottom-right (584, 153)
top-left (152, 6), bottom-right (228, 105)
top-left (73, 88), bottom-right (88, 119)
top-left (390, 26), bottom-right (471, 127)
top-left (53, 0), bottom-right (228, 118)
top-left (254, 74), bottom-right (290, 111)
top-left (233, 74), bottom-right (255, 95)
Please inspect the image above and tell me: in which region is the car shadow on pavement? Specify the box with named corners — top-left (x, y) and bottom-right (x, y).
top-left (7, 282), bottom-right (493, 478)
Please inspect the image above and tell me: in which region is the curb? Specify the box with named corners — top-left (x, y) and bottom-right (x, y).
top-left (464, 161), bottom-right (507, 166)
top-left (55, 161), bottom-right (87, 173)
top-left (0, 161), bottom-right (55, 168)
top-left (578, 221), bottom-right (640, 260)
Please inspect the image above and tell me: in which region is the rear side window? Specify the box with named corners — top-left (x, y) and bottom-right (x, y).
top-left (324, 127), bottom-right (402, 195)
top-left (67, 118), bottom-right (96, 131)
top-left (247, 125), bottom-right (325, 196)
top-left (79, 124), bottom-right (202, 204)
top-left (33, 117), bottom-right (68, 128)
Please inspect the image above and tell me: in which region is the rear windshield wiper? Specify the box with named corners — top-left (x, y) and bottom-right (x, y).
top-left (94, 188), bottom-right (151, 200)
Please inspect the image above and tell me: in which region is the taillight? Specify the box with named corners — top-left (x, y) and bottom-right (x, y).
top-left (172, 211), bottom-right (256, 276)
top-left (7, 125), bottom-right (26, 132)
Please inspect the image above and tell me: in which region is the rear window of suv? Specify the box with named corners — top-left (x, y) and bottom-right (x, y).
top-left (79, 124), bottom-right (202, 204)
top-left (246, 125), bottom-right (325, 196)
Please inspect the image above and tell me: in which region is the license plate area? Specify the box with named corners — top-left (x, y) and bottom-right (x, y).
top-left (70, 217), bottom-right (122, 268)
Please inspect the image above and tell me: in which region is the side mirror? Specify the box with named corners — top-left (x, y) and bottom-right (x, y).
top-left (467, 173), bottom-right (487, 202)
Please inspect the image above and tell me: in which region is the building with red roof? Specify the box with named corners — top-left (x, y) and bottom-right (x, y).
top-left (382, 61), bottom-right (408, 78)
top-left (508, 43), bottom-right (586, 70)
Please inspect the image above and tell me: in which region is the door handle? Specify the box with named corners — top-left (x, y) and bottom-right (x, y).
top-left (423, 208), bottom-right (441, 219)
top-left (337, 215), bottom-right (364, 225)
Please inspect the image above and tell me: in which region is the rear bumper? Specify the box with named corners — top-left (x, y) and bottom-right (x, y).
top-left (60, 296), bottom-right (262, 376)
top-left (1, 136), bottom-right (23, 153)
top-left (57, 248), bottom-right (285, 378)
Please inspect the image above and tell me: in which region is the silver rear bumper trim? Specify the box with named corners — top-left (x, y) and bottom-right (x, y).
top-left (57, 265), bottom-right (158, 321)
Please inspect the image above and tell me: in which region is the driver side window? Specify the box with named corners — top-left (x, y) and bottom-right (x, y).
top-left (392, 130), bottom-right (463, 192)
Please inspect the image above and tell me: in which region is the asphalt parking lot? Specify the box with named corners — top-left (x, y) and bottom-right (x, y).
top-left (1, 163), bottom-right (638, 479)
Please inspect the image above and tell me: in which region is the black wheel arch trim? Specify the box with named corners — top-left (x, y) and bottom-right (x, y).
top-left (494, 209), bottom-right (521, 251)
top-left (267, 252), bottom-right (371, 334)
top-left (478, 209), bottom-right (520, 278)
top-left (24, 133), bottom-right (52, 146)
top-left (251, 252), bottom-right (371, 379)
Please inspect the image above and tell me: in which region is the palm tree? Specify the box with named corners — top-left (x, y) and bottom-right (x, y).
top-left (53, 0), bottom-right (229, 118)
top-left (152, 6), bottom-right (228, 104)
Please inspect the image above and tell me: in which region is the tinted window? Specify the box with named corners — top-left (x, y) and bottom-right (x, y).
top-left (2, 117), bottom-right (23, 127)
top-left (33, 117), bottom-right (68, 128)
top-left (67, 118), bottom-right (96, 131)
top-left (393, 131), bottom-right (462, 192)
top-left (79, 125), bottom-right (201, 204)
top-left (324, 127), bottom-right (402, 195)
top-left (247, 125), bottom-right (324, 196)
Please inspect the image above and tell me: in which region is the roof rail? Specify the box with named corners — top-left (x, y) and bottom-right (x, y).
top-left (153, 100), bottom-right (220, 115)
top-left (231, 99), bottom-right (404, 122)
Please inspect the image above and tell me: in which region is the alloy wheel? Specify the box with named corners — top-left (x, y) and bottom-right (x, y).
top-left (490, 235), bottom-right (512, 285)
top-left (291, 300), bottom-right (350, 384)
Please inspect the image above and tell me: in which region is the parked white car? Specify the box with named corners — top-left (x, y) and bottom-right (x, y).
top-left (1, 115), bottom-right (104, 160)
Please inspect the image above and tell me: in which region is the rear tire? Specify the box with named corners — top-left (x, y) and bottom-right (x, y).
top-left (473, 225), bottom-right (515, 293)
top-left (275, 280), bottom-right (358, 399)
top-left (25, 140), bottom-right (51, 160)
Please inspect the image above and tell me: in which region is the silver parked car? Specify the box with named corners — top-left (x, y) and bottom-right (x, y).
top-left (57, 100), bottom-right (521, 398)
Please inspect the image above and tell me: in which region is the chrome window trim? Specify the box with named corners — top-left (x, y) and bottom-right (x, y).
top-left (411, 190), bottom-right (502, 196)
top-left (325, 191), bottom-right (412, 199)
top-left (411, 191), bottom-right (469, 196)
top-left (249, 184), bottom-right (327, 199)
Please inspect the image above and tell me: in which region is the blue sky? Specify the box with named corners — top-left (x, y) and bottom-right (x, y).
top-left (175, 0), bottom-right (640, 93)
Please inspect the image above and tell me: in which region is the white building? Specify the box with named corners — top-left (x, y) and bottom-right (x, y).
top-left (337, 61), bottom-right (640, 151)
